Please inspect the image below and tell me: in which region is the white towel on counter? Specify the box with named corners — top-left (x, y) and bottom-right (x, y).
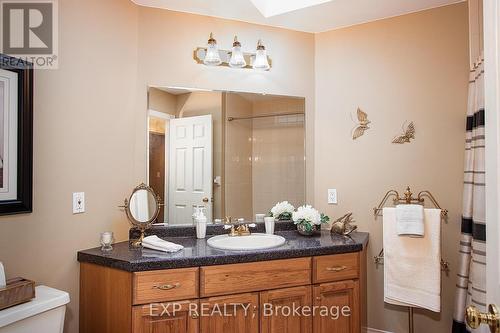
top-left (383, 207), bottom-right (441, 312)
top-left (142, 235), bottom-right (184, 253)
top-left (396, 204), bottom-right (425, 237)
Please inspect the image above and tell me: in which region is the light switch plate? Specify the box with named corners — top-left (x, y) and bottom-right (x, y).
top-left (328, 189), bottom-right (337, 204)
top-left (73, 192), bottom-right (85, 214)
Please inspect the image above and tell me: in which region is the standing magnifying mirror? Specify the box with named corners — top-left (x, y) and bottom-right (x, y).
top-left (121, 183), bottom-right (162, 247)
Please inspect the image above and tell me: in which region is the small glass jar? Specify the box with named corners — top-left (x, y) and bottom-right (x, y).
top-left (100, 231), bottom-right (114, 251)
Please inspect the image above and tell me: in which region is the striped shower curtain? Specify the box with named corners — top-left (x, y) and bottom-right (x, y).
top-left (452, 58), bottom-right (486, 333)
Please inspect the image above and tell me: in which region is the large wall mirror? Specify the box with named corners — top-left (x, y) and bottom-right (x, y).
top-left (147, 86), bottom-right (306, 226)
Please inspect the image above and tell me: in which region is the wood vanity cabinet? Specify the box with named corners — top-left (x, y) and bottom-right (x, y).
top-left (80, 250), bottom-right (366, 333)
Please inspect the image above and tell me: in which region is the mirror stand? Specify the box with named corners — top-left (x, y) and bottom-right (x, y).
top-left (120, 183), bottom-right (162, 248)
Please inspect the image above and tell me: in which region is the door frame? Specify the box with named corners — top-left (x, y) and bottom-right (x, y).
top-left (483, 0), bottom-right (500, 304)
top-left (147, 109), bottom-right (174, 223)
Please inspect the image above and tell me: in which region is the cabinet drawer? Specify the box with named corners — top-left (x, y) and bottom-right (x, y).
top-left (200, 258), bottom-right (311, 297)
top-left (133, 267), bottom-right (199, 305)
top-left (313, 253), bottom-right (359, 283)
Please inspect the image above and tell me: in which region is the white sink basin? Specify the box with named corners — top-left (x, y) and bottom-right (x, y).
top-left (207, 233), bottom-right (286, 251)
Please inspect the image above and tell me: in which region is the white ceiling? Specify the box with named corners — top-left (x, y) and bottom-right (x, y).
top-left (132, 0), bottom-right (464, 33)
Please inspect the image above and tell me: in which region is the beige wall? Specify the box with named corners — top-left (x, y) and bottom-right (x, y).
top-left (315, 3), bottom-right (468, 332)
top-left (0, 1), bottom-right (139, 333)
top-left (148, 87), bottom-right (177, 115)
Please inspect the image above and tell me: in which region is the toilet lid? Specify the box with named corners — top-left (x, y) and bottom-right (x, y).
top-left (0, 286), bottom-right (70, 328)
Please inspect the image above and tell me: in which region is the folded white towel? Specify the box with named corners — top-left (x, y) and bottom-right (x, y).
top-left (142, 235), bottom-right (184, 253)
top-left (383, 207), bottom-right (441, 312)
top-left (396, 204), bottom-right (425, 237)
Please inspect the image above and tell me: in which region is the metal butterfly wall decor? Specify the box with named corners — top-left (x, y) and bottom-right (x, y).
top-left (392, 121), bottom-right (415, 144)
top-left (352, 107), bottom-right (371, 140)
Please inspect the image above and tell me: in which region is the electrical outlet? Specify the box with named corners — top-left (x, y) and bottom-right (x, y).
top-left (73, 192), bottom-right (85, 214)
top-left (328, 189), bottom-right (338, 204)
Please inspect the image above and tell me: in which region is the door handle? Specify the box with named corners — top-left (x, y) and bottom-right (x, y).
top-left (202, 197), bottom-right (209, 203)
top-left (466, 304), bottom-right (499, 333)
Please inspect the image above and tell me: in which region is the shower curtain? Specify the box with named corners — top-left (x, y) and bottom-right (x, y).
top-left (452, 58), bottom-right (487, 333)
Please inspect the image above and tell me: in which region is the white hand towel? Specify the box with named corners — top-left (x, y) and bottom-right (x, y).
top-left (142, 235), bottom-right (184, 253)
top-left (396, 204), bottom-right (425, 237)
top-left (383, 207), bottom-right (441, 312)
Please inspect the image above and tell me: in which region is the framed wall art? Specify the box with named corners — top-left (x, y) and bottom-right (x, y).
top-left (0, 54), bottom-right (33, 215)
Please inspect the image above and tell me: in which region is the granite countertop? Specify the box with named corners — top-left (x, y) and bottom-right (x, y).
top-left (77, 225), bottom-right (369, 272)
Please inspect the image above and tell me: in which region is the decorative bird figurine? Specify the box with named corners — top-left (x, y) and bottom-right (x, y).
top-left (330, 212), bottom-right (358, 236)
top-left (352, 108), bottom-right (371, 140)
top-left (392, 121), bottom-right (415, 144)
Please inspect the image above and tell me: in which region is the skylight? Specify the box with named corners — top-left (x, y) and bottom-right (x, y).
top-left (249, 0), bottom-right (333, 18)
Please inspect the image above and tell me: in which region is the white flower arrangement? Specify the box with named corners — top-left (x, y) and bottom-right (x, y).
top-left (269, 201), bottom-right (295, 220)
top-left (292, 205), bottom-right (330, 233)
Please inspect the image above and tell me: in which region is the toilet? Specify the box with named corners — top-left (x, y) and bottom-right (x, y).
top-left (0, 286), bottom-right (69, 333)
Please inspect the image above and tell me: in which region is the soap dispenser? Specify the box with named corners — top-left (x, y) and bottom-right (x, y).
top-left (192, 206), bottom-right (202, 225)
top-left (195, 207), bottom-right (207, 239)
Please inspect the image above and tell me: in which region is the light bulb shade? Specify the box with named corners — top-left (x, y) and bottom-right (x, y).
top-left (253, 48), bottom-right (270, 71)
top-left (203, 34), bottom-right (222, 66)
top-left (204, 43), bottom-right (222, 66)
top-left (229, 45), bottom-right (247, 68)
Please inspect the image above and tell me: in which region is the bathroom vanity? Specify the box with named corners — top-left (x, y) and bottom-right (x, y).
top-left (76, 86), bottom-right (371, 333)
top-left (78, 225), bottom-right (368, 333)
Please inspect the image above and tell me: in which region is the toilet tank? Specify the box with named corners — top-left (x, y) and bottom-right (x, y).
top-left (0, 286), bottom-right (70, 333)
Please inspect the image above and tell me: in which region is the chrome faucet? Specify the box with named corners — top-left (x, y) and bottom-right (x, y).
top-left (223, 217), bottom-right (256, 237)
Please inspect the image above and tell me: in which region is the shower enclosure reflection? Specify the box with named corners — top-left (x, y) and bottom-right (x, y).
top-left (147, 87), bottom-right (305, 225)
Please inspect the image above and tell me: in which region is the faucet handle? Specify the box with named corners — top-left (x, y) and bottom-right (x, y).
top-left (224, 216), bottom-right (233, 224)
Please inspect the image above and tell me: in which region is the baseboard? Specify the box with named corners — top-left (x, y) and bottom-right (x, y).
top-left (363, 327), bottom-right (394, 333)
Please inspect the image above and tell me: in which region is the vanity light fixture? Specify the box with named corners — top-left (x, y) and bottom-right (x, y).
top-left (194, 35), bottom-right (272, 71)
top-left (229, 36), bottom-right (247, 68)
top-left (252, 40), bottom-right (270, 71)
top-left (203, 33), bottom-right (222, 66)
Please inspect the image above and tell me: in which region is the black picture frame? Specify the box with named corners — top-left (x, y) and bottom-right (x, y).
top-left (0, 54), bottom-right (33, 215)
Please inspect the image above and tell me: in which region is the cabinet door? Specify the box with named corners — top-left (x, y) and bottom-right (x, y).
top-left (313, 280), bottom-right (359, 333)
top-left (260, 286), bottom-right (312, 333)
top-left (200, 292), bottom-right (259, 333)
top-left (133, 299), bottom-right (199, 333)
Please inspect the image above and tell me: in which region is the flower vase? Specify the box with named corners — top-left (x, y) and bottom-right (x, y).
top-left (296, 223), bottom-right (319, 236)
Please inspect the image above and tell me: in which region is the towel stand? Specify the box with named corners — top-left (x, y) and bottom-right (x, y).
top-left (373, 186), bottom-right (448, 218)
top-left (373, 186), bottom-right (449, 333)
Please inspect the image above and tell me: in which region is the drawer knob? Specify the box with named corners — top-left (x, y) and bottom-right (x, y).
top-left (326, 265), bottom-right (347, 272)
top-left (191, 313), bottom-right (199, 319)
top-left (153, 282), bottom-right (181, 290)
